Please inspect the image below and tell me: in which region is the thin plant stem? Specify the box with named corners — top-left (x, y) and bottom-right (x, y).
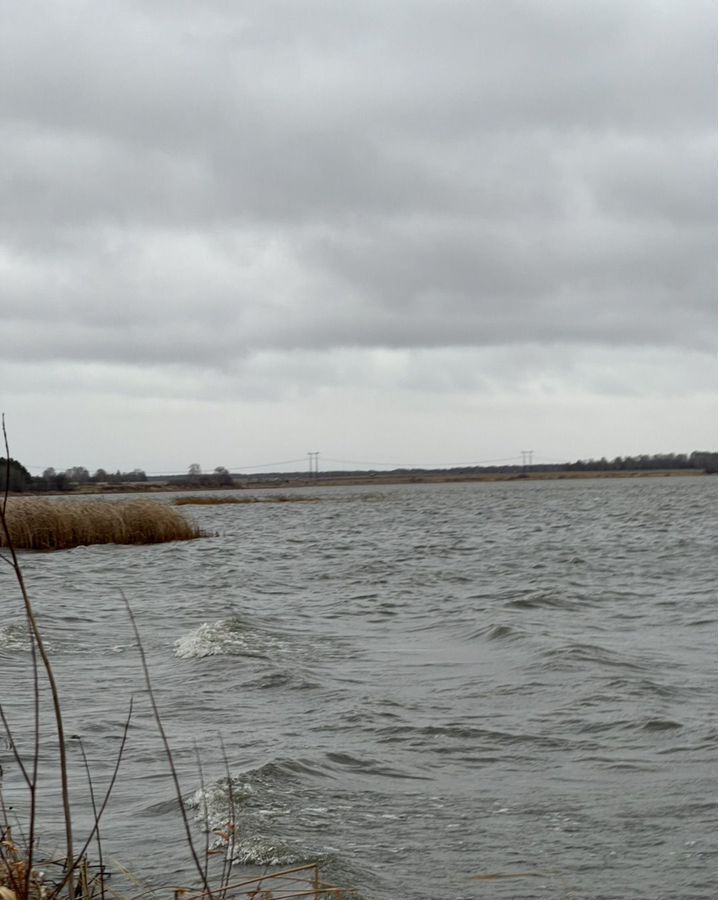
top-left (217, 737), bottom-right (236, 898)
top-left (26, 622), bottom-right (41, 899)
top-left (192, 743), bottom-right (211, 891)
top-left (1, 414), bottom-right (75, 896)
top-left (77, 739), bottom-right (106, 900)
top-left (1, 423), bottom-right (9, 518)
top-left (122, 594), bottom-right (214, 899)
top-left (0, 705), bottom-right (32, 788)
top-left (0, 798), bottom-right (22, 897)
top-left (54, 697), bottom-right (134, 898)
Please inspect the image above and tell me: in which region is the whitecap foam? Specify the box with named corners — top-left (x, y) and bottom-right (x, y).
top-left (0, 621), bottom-right (36, 653)
top-left (187, 768), bottom-right (323, 870)
top-left (187, 779), bottom-right (254, 827)
top-left (226, 836), bottom-right (310, 867)
top-left (174, 620), bottom-right (287, 660)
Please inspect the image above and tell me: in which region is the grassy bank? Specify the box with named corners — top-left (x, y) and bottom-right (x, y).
top-left (23, 467), bottom-right (709, 498)
top-left (0, 498), bottom-right (202, 550)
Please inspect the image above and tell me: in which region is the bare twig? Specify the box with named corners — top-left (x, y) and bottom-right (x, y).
top-left (122, 594), bottom-right (214, 899)
top-left (0, 812), bottom-right (22, 897)
top-left (217, 737), bottom-right (236, 898)
top-left (1, 414), bottom-right (75, 895)
top-left (0, 705), bottom-right (32, 788)
top-left (77, 739), bottom-right (106, 900)
top-left (192, 744), bottom-right (211, 891)
top-left (26, 618), bottom-right (41, 898)
top-left (1, 418), bottom-right (9, 518)
top-left (54, 697), bottom-right (134, 898)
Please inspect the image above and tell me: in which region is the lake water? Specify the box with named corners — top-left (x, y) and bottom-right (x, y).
top-left (1, 476), bottom-right (716, 899)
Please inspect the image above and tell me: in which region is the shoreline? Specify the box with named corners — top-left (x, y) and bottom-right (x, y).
top-left (18, 467), bottom-right (710, 497)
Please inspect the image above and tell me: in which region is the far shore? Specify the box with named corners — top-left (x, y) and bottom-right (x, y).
top-left (17, 467), bottom-right (711, 497)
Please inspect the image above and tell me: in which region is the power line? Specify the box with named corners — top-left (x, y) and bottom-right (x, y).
top-left (218, 457), bottom-right (308, 471)
top-left (532, 453), bottom-right (571, 464)
top-left (25, 452), bottom-right (547, 477)
top-left (321, 455), bottom-right (522, 469)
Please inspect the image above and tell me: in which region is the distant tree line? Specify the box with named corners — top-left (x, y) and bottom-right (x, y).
top-left (29, 463), bottom-right (235, 491)
top-left (3, 450), bottom-right (717, 494)
top-left (3, 458), bottom-right (232, 492)
top-left (397, 451), bottom-right (718, 477)
top-left (32, 466), bottom-right (149, 492)
top-left (563, 451), bottom-right (718, 474)
top-left (369, 451), bottom-right (718, 479)
top-left (168, 464), bottom-right (234, 487)
top-left (0, 457), bottom-right (34, 492)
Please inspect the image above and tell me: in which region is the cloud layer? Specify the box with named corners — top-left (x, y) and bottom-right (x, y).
top-left (1, 1), bottom-right (714, 469)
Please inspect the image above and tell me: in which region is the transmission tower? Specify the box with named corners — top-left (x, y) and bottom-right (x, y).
top-left (308, 451), bottom-right (319, 479)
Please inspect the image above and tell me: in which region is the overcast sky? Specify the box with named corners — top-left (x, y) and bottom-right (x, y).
top-left (1, 0), bottom-right (715, 474)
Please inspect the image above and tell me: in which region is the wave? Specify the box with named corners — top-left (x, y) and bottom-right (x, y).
top-left (464, 622), bottom-right (525, 641)
top-left (0, 621), bottom-right (31, 653)
top-left (640, 717), bottom-right (683, 732)
top-left (505, 590), bottom-right (583, 610)
top-left (221, 836), bottom-right (316, 868)
top-left (374, 722), bottom-right (576, 755)
top-left (324, 751), bottom-right (432, 780)
top-left (186, 761), bottom-right (331, 870)
top-left (0, 621), bottom-right (54, 654)
top-left (174, 619), bottom-right (288, 660)
top-left (601, 675), bottom-right (684, 700)
top-left (242, 671), bottom-right (297, 690)
top-left (537, 641), bottom-right (646, 672)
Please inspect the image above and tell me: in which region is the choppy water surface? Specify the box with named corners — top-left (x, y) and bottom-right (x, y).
top-left (1, 477), bottom-right (716, 899)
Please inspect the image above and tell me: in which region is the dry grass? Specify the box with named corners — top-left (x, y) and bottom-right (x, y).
top-left (1, 828), bottom-right (127, 900)
top-left (0, 833), bottom-right (47, 900)
top-left (0, 499), bottom-right (203, 551)
top-left (174, 495), bottom-right (316, 506)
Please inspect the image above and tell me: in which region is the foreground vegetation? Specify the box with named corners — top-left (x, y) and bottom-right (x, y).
top-left (0, 499), bottom-right (202, 551)
top-left (0, 420), bottom-right (355, 899)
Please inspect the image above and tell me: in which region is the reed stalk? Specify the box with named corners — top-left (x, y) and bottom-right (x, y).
top-left (1, 417), bottom-right (75, 897)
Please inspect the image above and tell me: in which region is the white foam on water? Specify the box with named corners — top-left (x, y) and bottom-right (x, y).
top-left (187, 772), bottom-right (322, 870)
top-left (227, 837), bottom-right (309, 867)
top-left (174, 620), bottom-right (287, 659)
top-left (0, 621), bottom-right (42, 653)
top-left (187, 780), bottom-right (254, 828)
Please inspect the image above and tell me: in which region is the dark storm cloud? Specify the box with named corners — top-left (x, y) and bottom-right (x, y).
top-left (0, 0), bottom-right (714, 372)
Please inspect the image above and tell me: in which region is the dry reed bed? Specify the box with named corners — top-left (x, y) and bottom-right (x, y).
top-left (174, 495), bottom-right (316, 506)
top-left (0, 498), bottom-right (203, 550)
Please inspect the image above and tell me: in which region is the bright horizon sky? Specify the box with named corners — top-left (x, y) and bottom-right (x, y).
top-left (2, 1), bottom-right (715, 474)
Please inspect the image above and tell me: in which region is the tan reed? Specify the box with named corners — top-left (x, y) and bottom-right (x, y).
top-left (0, 499), bottom-right (202, 551)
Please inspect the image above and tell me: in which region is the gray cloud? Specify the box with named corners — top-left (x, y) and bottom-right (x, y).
top-left (1, 1), bottom-right (714, 466)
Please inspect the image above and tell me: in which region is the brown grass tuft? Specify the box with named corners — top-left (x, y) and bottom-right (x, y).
top-left (0, 499), bottom-right (203, 551)
top-left (0, 830), bottom-right (49, 900)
